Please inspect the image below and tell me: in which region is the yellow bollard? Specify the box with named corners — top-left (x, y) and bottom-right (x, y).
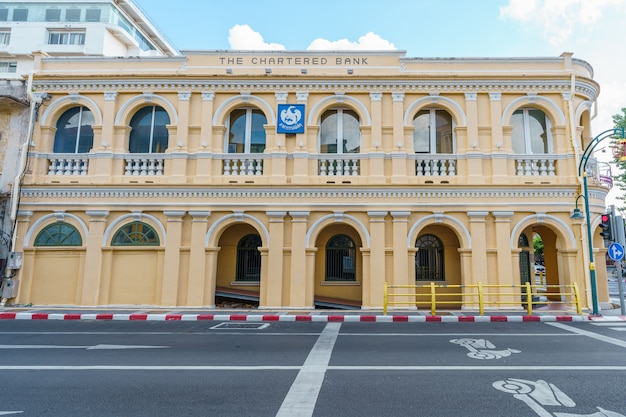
top-left (430, 281), bottom-right (436, 315)
top-left (525, 282), bottom-right (532, 315)
top-left (573, 282), bottom-right (582, 315)
top-left (383, 282), bottom-right (388, 315)
top-left (478, 282), bottom-right (484, 316)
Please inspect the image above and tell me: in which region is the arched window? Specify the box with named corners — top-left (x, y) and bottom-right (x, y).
top-left (511, 108), bottom-right (551, 154)
top-left (111, 221), bottom-right (159, 246)
top-left (226, 108), bottom-right (267, 153)
top-left (320, 109), bottom-right (360, 154)
top-left (129, 106), bottom-right (170, 153)
top-left (236, 234), bottom-right (262, 281)
top-left (518, 233), bottom-right (530, 247)
top-left (412, 109), bottom-right (454, 153)
top-left (53, 106), bottom-right (94, 153)
top-left (34, 222), bottom-right (82, 246)
top-left (415, 234), bottom-right (444, 281)
top-left (325, 234), bottom-right (356, 281)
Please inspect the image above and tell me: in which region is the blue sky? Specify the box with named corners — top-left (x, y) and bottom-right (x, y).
top-left (134, 0), bottom-right (626, 201)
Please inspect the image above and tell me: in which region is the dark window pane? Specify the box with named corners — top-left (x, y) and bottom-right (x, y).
top-left (85, 8), bottom-right (101, 22)
top-left (45, 8), bottom-right (61, 21)
top-left (12, 8), bottom-right (28, 22)
top-left (236, 234), bottom-right (261, 281)
top-left (66, 8), bottom-right (81, 22)
top-left (54, 107), bottom-right (94, 153)
top-left (129, 106), bottom-right (170, 153)
top-left (325, 234), bottom-right (356, 281)
top-left (111, 221), bottom-right (159, 246)
top-left (34, 222), bottom-right (82, 246)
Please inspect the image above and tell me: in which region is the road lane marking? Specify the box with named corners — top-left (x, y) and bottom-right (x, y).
top-left (0, 365), bottom-right (623, 371)
top-left (0, 344), bottom-right (169, 350)
top-left (546, 322), bottom-right (626, 348)
top-left (275, 322), bottom-right (341, 417)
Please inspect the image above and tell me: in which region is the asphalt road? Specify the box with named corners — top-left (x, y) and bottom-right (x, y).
top-left (0, 320), bottom-right (625, 417)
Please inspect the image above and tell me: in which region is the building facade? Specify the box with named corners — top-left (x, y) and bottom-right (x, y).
top-left (0, 0), bottom-right (179, 279)
top-left (10, 50), bottom-right (613, 310)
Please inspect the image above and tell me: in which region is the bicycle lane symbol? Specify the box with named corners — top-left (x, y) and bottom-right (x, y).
top-left (493, 378), bottom-right (624, 417)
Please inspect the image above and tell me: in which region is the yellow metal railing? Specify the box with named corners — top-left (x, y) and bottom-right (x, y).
top-left (383, 281), bottom-right (582, 316)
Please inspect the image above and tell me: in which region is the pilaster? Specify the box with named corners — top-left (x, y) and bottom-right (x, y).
top-left (81, 210), bottom-right (109, 306)
top-left (161, 210), bottom-right (185, 306)
top-left (288, 211), bottom-right (310, 308)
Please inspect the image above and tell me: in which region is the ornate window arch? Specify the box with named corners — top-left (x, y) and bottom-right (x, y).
top-left (511, 108), bottom-right (553, 154)
top-left (225, 107), bottom-right (267, 154)
top-left (111, 221), bottom-right (160, 246)
top-left (319, 108), bottom-right (361, 154)
top-left (412, 108), bottom-right (454, 154)
top-left (34, 222), bottom-right (82, 246)
top-left (325, 234), bottom-right (356, 281)
top-left (415, 234), bottom-right (444, 281)
top-left (129, 106), bottom-right (170, 153)
top-left (53, 106), bottom-right (94, 153)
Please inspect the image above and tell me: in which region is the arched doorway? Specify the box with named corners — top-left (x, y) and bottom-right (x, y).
top-left (215, 223), bottom-right (262, 307)
top-left (314, 224), bottom-right (362, 308)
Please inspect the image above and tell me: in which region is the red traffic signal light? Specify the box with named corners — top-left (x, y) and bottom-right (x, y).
top-left (600, 213), bottom-right (613, 244)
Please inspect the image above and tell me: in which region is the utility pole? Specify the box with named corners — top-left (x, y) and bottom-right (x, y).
top-left (612, 205), bottom-right (626, 315)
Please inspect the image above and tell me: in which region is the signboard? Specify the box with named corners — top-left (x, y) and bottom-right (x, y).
top-left (608, 242), bottom-right (625, 261)
top-left (277, 104), bottom-right (304, 134)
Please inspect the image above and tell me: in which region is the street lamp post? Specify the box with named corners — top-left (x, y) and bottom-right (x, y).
top-left (575, 127), bottom-right (625, 316)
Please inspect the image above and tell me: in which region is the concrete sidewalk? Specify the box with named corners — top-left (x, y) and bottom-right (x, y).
top-left (0, 304), bottom-right (624, 322)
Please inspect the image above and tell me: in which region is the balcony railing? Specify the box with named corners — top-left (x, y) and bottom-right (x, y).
top-left (412, 155), bottom-right (457, 176)
top-left (47, 155), bottom-right (89, 175)
top-left (318, 155), bottom-right (360, 176)
top-left (515, 155), bottom-right (556, 176)
top-left (222, 155), bottom-right (264, 175)
top-left (124, 155), bottom-right (164, 176)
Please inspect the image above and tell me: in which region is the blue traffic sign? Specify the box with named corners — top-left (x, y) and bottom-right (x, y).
top-left (608, 242), bottom-right (625, 261)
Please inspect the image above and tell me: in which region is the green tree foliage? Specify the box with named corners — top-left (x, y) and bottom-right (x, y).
top-left (612, 108), bottom-right (626, 210)
top-left (533, 233), bottom-right (543, 263)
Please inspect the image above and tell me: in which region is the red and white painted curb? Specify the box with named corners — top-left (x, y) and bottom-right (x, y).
top-left (0, 312), bottom-right (609, 322)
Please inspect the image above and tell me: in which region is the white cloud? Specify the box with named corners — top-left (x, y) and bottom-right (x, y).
top-left (499, 0), bottom-right (623, 46)
top-left (307, 32), bottom-right (396, 51)
top-left (227, 24), bottom-right (285, 50)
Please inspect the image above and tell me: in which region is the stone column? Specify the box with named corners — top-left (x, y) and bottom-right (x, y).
top-left (468, 211), bottom-right (489, 289)
top-left (80, 210), bottom-right (108, 306)
top-left (465, 93), bottom-right (484, 182)
top-left (369, 92), bottom-right (385, 184)
top-left (168, 92), bottom-right (190, 182)
top-left (489, 93), bottom-right (509, 184)
top-left (493, 211), bottom-right (517, 307)
top-left (262, 211), bottom-right (285, 307)
top-left (365, 211), bottom-right (386, 308)
top-left (161, 211), bottom-right (185, 306)
top-left (196, 93), bottom-right (215, 182)
top-left (292, 92), bottom-right (309, 184)
top-left (391, 92), bottom-right (407, 183)
top-left (187, 211), bottom-right (210, 306)
top-left (391, 211), bottom-right (410, 286)
top-left (289, 211), bottom-right (310, 308)
top-left (93, 92), bottom-right (117, 183)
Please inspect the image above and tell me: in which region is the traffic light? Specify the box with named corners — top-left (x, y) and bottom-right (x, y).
top-left (600, 213), bottom-right (613, 246)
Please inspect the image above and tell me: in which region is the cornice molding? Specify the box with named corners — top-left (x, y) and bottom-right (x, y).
top-left (20, 187), bottom-right (588, 203)
top-left (32, 79), bottom-right (598, 101)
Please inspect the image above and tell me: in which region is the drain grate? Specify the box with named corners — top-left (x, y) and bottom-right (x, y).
top-left (210, 322), bottom-right (270, 330)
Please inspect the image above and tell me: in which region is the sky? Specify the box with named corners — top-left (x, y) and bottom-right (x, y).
top-left (134, 0), bottom-right (626, 205)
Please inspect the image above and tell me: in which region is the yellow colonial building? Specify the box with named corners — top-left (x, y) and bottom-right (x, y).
top-left (9, 50), bottom-right (613, 310)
